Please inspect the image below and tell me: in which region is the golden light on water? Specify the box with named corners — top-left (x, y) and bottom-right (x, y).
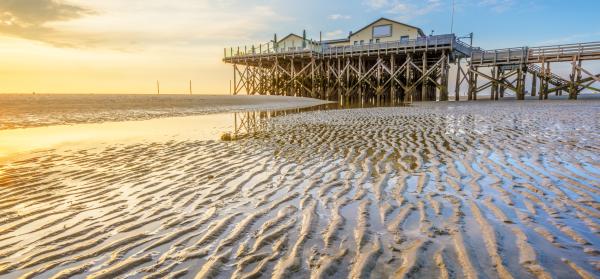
top-left (0, 113), bottom-right (234, 160)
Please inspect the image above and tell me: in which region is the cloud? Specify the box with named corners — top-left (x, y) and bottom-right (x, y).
top-left (364, 0), bottom-right (390, 9)
top-left (0, 1), bottom-right (292, 50)
top-left (535, 32), bottom-right (600, 46)
top-left (0, 0), bottom-right (96, 47)
top-left (324, 29), bottom-right (345, 39)
top-left (363, 0), bottom-right (442, 20)
top-left (478, 0), bottom-right (515, 12)
top-left (328, 14), bottom-right (351, 20)
top-left (0, 0), bottom-right (93, 24)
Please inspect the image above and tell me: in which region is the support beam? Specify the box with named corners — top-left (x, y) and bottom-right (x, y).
top-left (440, 53), bottom-right (449, 101)
top-left (455, 58), bottom-right (461, 101)
top-left (531, 71), bottom-right (537, 97)
top-left (422, 52), bottom-right (428, 101)
top-left (490, 67), bottom-right (497, 100)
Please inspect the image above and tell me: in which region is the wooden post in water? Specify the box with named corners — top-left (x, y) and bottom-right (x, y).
top-left (189, 80), bottom-right (192, 94)
top-left (157, 80), bottom-right (160, 94)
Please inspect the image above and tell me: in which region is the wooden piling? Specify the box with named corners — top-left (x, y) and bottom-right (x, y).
top-left (531, 71), bottom-right (537, 97)
top-left (422, 52), bottom-right (428, 101)
top-left (455, 58), bottom-right (461, 101)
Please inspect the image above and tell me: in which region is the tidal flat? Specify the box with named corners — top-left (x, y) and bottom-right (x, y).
top-left (0, 96), bottom-right (599, 278)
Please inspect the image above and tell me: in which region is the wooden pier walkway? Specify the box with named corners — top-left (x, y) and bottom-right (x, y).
top-left (224, 34), bottom-right (474, 103)
top-left (470, 42), bottom-right (600, 66)
top-left (462, 41), bottom-right (600, 100)
top-left (224, 35), bottom-right (600, 102)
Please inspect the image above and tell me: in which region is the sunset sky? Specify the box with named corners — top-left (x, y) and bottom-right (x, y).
top-left (0, 0), bottom-right (598, 94)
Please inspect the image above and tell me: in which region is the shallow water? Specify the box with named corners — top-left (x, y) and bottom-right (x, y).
top-left (0, 100), bottom-right (599, 278)
top-left (0, 113), bottom-right (234, 160)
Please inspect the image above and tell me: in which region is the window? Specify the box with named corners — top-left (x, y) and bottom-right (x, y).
top-left (373, 24), bottom-right (392, 38)
top-left (354, 41), bottom-right (358, 45)
top-left (375, 38), bottom-right (380, 43)
top-left (360, 40), bottom-right (364, 45)
top-left (369, 39), bottom-right (373, 44)
top-left (400, 36), bottom-right (409, 43)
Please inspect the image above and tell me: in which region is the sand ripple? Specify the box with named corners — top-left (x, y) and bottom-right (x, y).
top-left (0, 100), bottom-right (599, 278)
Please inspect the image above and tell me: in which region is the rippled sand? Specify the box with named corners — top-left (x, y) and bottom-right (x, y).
top-left (0, 100), bottom-right (599, 278)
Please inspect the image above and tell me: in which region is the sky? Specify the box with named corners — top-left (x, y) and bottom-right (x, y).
top-left (0, 0), bottom-right (598, 94)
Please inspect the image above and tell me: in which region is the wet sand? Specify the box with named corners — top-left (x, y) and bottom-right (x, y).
top-left (0, 99), bottom-right (599, 278)
top-left (0, 94), bottom-right (330, 130)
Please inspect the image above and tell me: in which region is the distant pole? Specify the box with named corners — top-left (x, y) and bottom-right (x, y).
top-left (189, 80), bottom-right (192, 94)
top-left (450, 0), bottom-right (455, 34)
top-left (229, 80), bottom-right (232, 95)
top-left (157, 80), bottom-right (160, 94)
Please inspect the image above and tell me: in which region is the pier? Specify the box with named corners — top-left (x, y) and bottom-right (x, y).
top-left (223, 18), bottom-right (600, 102)
top-left (464, 42), bottom-right (600, 100)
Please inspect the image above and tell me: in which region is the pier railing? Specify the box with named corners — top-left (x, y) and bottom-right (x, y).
top-left (223, 34), bottom-right (475, 60)
top-left (471, 41), bottom-right (600, 66)
top-left (320, 34), bottom-right (476, 57)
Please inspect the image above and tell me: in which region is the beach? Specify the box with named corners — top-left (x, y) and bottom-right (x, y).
top-left (0, 94), bottom-right (330, 130)
top-left (0, 95), bottom-right (599, 278)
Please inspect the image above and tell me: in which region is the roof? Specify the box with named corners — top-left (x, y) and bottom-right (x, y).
top-left (277, 33), bottom-right (302, 43)
top-left (321, 38), bottom-right (350, 44)
top-left (351, 17), bottom-right (425, 37)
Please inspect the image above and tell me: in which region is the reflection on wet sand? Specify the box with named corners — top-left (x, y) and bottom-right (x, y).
top-left (0, 100), bottom-right (599, 278)
top-left (223, 102), bottom-right (404, 140)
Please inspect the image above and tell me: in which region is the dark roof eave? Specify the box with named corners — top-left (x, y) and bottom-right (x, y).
top-left (322, 39), bottom-right (350, 44)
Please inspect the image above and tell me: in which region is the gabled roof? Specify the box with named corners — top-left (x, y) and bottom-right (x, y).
top-left (277, 33), bottom-right (302, 43)
top-left (276, 33), bottom-right (320, 45)
top-left (351, 17), bottom-right (425, 37)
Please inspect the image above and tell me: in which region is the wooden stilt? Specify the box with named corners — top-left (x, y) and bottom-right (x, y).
top-left (574, 57), bottom-right (582, 100)
top-left (455, 58), bottom-right (461, 101)
top-left (569, 56), bottom-right (577, 100)
top-left (490, 67), bottom-right (497, 100)
top-left (516, 65), bottom-right (525, 100)
top-left (422, 52), bottom-right (428, 101)
top-left (440, 53), bottom-right (449, 101)
top-left (499, 69), bottom-right (505, 98)
top-left (405, 55), bottom-right (412, 103)
top-left (544, 61), bottom-right (550, 99)
top-left (531, 71), bottom-right (537, 97)
top-left (233, 64), bottom-right (238, 95)
top-left (390, 55), bottom-right (395, 104)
